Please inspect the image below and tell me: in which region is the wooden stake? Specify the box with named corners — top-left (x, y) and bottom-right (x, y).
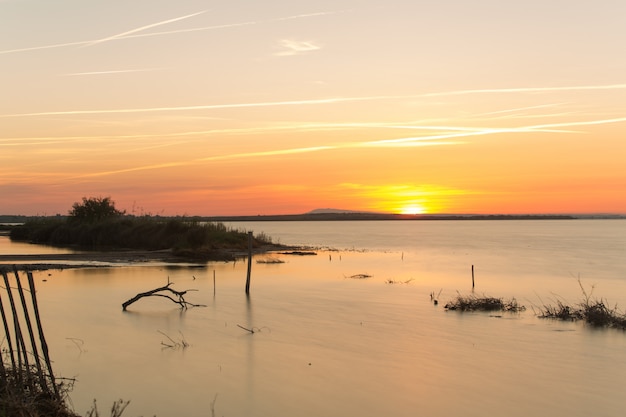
top-left (27, 271), bottom-right (59, 399)
top-left (0, 272), bottom-right (16, 377)
top-left (471, 265), bottom-right (475, 289)
top-left (245, 232), bottom-right (253, 294)
top-left (213, 270), bottom-right (216, 296)
top-left (15, 271), bottom-right (48, 394)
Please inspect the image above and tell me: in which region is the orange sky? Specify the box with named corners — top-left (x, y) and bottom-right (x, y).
top-left (1, 1), bottom-right (625, 216)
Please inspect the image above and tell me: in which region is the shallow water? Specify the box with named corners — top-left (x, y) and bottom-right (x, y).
top-left (2, 220), bottom-right (626, 417)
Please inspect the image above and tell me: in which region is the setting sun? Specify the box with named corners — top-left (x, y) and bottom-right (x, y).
top-left (400, 204), bottom-right (426, 215)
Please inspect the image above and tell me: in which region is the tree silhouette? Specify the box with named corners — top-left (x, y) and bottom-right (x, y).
top-left (68, 197), bottom-right (125, 223)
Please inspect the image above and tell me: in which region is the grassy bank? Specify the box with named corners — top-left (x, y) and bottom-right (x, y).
top-left (9, 216), bottom-right (275, 261)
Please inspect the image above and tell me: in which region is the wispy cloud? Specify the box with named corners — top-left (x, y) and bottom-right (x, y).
top-left (63, 68), bottom-right (167, 76)
top-left (275, 10), bottom-right (347, 21)
top-left (274, 39), bottom-right (322, 56)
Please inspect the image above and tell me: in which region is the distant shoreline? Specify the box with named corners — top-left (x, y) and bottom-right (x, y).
top-left (2, 213), bottom-right (624, 226)
top-left (203, 213), bottom-right (625, 222)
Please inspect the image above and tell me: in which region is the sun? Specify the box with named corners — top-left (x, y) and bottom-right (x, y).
top-left (399, 204), bottom-right (426, 215)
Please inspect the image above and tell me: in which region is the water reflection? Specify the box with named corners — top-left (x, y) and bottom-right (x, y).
top-left (3, 220), bottom-right (626, 417)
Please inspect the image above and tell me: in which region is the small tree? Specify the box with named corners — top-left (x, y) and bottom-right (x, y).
top-left (69, 196), bottom-right (125, 223)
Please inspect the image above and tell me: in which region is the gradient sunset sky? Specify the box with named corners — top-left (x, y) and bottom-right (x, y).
top-left (2, 0), bottom-right (625, 216)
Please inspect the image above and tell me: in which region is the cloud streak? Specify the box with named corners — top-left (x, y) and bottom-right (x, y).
top-left (2, 83), bottom-right (625, 118)
top-left (0, 98), bottom-right (358, 118)
top-left (423, 84), bottom-right (626, 97)
top-left (63, 68), bottom-right (167, 76)
top-left (57, 114), bottom-right (626, 182)
top-left (274, 39), bottom-right (322, 56)
top-left (0, 9), bottom-right (343, 55)
top-left (82, 10), bottom-right (208, 48)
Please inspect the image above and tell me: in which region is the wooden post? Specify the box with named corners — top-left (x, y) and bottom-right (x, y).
top-left (15, 271), bottom-right (48, 394)
top-left (471, 265), bottom-right (475, 289)
top-left (27, 271), bottom-right (59, 399)
top-left (213, 270), bottom-right (216, 297)
top-left (0, 272), bottom-right (16, 376)
top-left (245, 232), bottom-right (253, 294)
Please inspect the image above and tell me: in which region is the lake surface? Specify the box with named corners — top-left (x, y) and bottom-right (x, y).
top-left (3, 220), bottom-right (626, 417)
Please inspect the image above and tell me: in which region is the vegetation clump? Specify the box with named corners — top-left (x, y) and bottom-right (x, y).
top-left (444, 293), bottom-right (526, 312)
top-left (0, 371), bottom-right (78, 417)
top-left (538, 281), bottom-right (626, 329)
top-left (9, 197), bottom-right (276, 261)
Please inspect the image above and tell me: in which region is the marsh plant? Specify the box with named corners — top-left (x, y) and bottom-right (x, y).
top-left (538, 280), bottom-right (626, 329)
top-left (444, 293), bottom-right (526, 312)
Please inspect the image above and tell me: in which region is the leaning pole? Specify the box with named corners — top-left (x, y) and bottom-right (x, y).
top-left (245, 231), bottom-right (253, 294)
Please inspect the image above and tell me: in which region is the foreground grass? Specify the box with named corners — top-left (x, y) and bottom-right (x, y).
top-left (9, 216), bottom-right (275, 261)
top-left (0, 369), bottom-right (78, 417)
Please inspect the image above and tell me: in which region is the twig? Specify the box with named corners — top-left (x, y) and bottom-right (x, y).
top-left (237, 324), bottom-right (255, 334)
top-left (158, 330), bottom-right (189, 349)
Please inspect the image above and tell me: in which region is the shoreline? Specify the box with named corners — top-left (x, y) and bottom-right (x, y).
top-left (0, 244), bottom-right (300, 271)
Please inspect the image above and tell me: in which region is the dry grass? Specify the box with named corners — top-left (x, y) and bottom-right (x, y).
top-left (84, 399), bottom-right (130, 417)
top-left (0, 367), bottom-right (78, 417)
top-left (0, 364), bottom-right (129, 417)
top-left (444, 293), bottom-right (526, 312)
top-left (538, 280), bottom-right (626, 329)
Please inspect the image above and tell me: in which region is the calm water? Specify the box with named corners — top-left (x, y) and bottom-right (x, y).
top-left (2, 220), bottom-right (626, 417)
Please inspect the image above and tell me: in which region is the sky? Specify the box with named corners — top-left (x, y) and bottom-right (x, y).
top-left (1, 0), bottom-right (625, 216)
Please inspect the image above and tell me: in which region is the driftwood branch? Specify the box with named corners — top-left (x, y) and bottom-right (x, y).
top-left (122, 281), bottom-right (205, 311)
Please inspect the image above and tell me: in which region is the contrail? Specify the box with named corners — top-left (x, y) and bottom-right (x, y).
top-left (0, 21), bottom-right (251, 55)
top-left (66, 146), bottom-right (335, 180)
top-left (0, 97), bottom-right (363, 118)
top-left (0, 9), bottom-right (343, 55)
top-left (105, 10), bottom-right (345, 41)
top-left (38, 114), bottom-right (626, 182)
top-left (113, 21), bottom-right (256, 40)
top-left (469, 103), bottom-right (567, 117)
top-left (197, 146), bottom-right (335, 162)
top-left (527, 117), bottom-right (626, 130)
top-left (83, 10), bottom-right (208, 47)
top-left (0, 40), bottom-right (91, 55)
top-left (2, 83), bottom-right (624, 118)
top-left (63, 68), bottom-right (166, 76)
top-left (275, 10), bottom-right (347, 21)
top-left (422, 84), bottom-right (626, 97)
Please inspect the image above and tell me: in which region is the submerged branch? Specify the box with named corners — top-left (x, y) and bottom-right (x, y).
top-left (122, 280), bottom-right (205, 310)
